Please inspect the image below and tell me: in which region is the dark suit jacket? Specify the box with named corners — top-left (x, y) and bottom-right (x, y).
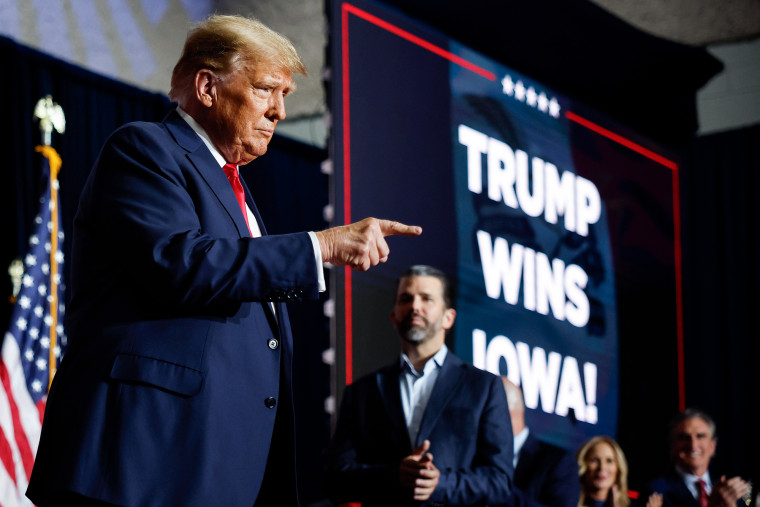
top-left (645, 469), bottom-right (744, 507)
top-left (27, 110), bottom-right (320, 506)
top-left (326, 352), bottom-right (514, 506)
top-left (502, 433), bottom-right (580, 507)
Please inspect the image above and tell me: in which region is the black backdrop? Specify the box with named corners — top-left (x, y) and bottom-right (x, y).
top-left (2, 0), bottom-right (760, 500)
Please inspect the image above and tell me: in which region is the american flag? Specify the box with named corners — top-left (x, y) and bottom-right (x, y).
top-left (1, 147), bottom-right (67, 506)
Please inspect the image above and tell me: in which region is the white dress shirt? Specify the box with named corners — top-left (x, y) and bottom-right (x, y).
top-left (399, 345), bottom-right (448, 446)
top-left (513, 427), bottom-right (530, 468)
top-left (675, 465), bottom-right (712, 498)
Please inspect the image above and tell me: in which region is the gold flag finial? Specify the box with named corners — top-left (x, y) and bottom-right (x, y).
top-left (33, 95), bottom-right (66, 146)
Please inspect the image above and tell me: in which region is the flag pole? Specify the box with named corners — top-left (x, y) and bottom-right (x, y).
top-left (33, 95), bottom-right (65, 389)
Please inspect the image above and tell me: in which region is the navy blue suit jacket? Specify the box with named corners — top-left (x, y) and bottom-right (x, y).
top-left (27, 110), bottom-right (320, 506)
top-left (500, 433), bottom-right (579, 507)
top-left (327, 352), bottom-right (514, 506)
top-left (644, 469), bottom-right (744, 507)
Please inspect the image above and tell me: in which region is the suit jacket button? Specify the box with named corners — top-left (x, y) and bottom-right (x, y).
top-left (268, 338), bottom-right (279, 350)
top-left (265, 397), bottom-right (276, 408)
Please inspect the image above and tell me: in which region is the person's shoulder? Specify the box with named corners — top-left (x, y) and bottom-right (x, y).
top-left (448, 353), bottom-right (499, 381)
top-left (531, 435), bottom-right (576, 462)
top-left (345, 361), bottom-right (399, 390)
top-left (109, 118), bottom-right (168, 141)
top-left (645, 469), bottom-right (681, 492)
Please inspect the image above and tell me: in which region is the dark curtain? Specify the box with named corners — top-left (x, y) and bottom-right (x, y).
top-left (678, 125), bottom-right (760, 485)
top-left (1, 34), bottom-right (331, 504)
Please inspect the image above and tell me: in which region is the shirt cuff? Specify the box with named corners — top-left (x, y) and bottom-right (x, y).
top-left (307, 231), bottom-right (326, 292)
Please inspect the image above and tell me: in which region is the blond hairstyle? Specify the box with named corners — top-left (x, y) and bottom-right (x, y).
top-left (169, 14), bottom-right (307, 103)
top-left (576, 436), bottom-right (630, 507)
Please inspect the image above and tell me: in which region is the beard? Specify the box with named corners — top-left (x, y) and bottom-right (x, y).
top-left (397, 313), bottom-right (441, 344)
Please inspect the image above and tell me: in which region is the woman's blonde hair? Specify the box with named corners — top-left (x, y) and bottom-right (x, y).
top-left (576, 435), bottom-right (630, 507)
top-left (169, 14), bottom-right (307, 103)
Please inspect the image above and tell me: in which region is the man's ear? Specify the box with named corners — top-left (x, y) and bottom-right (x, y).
top-left (194, 69), bottom-right (217, 108)
top-left (442, 308), bottom-right (456, 330)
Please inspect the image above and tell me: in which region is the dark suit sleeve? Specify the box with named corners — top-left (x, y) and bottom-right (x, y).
top-left (507, 444), bottom-right (580, 507)
top-left (430, 374), bottom-right (514, 505)
top-left (325, 383), bottom-right (405, 503)
top-left (75, 122), bottom-right (319, 313)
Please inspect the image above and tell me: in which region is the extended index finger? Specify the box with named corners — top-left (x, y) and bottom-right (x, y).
top-left (378, 219), bottom-right (422, 237)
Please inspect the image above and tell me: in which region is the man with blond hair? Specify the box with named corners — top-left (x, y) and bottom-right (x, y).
top-left (27, 14), bottom-right (419, 507)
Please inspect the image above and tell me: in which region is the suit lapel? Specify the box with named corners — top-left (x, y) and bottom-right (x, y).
top-left (164, 110), bottom-right (277, 322)
top-left (376, 364), bottom-right (412, 451)
top-left (415, 353), bottom-right (464, 446)
top-left (514, 433), bottom-right (538, 484)
top-left (164, 110), bottom-right (252, 239)
top-left (671, 472), bottom-right (700, 506)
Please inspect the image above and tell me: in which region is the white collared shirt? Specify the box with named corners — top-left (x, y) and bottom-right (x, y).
top-left (675, 466), bottom-right (712, 498)
top-left (399, 345), bottom-right (448, 445)
top-left (177, 107), bottom-right (325, 292)
top-left (513, 427), bottom-right (530, 468)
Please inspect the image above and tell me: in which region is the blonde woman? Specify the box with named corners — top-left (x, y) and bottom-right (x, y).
top-left (576, 436), bottom-right (663, 507)
top-left (577, 436), bottom-right (632, 507)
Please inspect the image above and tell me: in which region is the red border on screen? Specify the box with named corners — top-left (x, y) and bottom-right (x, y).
top-left (340, 2), bottom-right (684, 411)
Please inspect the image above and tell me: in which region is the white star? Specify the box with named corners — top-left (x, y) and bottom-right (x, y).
top-left (44, 315), bottom-right (53, 327)
top-left (16, 317), bottom-right (28, 331)
top-left (32, 380), bottom-right (43, 393)
top-left (23, 274), bottom-right (34, 288)
top-left (45, 241), bottom-right (52, 252)
top-left (549, 97), bottom-right (561, 118)
top-left (34, 306), bottom-right (44, 318)
top-left (514, 81), bottom-right (526, 102)
top-left (538, 92), bottom-right (549, 112)
top-left (38, 284), bottom-right (47, 296)
top-left (30, 235), bottom-right (39, 245)
top-left (25, 254), bottom-right (37, 267)
top-left (42, 263), bottom-right (50, 275)
top-left (54, 345), bottom-right (62, 358)
top-left (35, 358), bottom-right (47, 370)
top-left (53, 273), bottom-right (61, 284)
top-left (501, 75), bottom-right (515, 96)
top-left (48, 200), bottom-right (56, 211)
top-left (34, 216), bottom-right (43, 225)
top-left (56, 324), bottom-right (64, 335)
top-left (55, 251), bottom-right (64, 264)
top-left (19, 295), bottom-right (31, 309)
top-left (526, 87), bottom-right (537, 107)
top-left (24, 349), bottom-right (35, 362)
top-left (29, 328), bottom-right (39, 339)
top-left (58, 231), bottom-right (64, 240)
top-left (40, 337), bottom-right (50, 349)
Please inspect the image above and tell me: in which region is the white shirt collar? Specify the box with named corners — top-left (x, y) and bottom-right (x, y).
top-left (400, 344), bottom-right (448, 377)
top-left (513, 426), bottom-right (530, 465)
top-left (675, 465), bottom-right (711, 496)
top-left (176, 106), bottom-right (227, 168)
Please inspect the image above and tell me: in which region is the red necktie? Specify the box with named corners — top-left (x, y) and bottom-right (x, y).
top-left (222, 163), bottom-right (252, 236)
top-left (697, 478), bottom-right (709, 507)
